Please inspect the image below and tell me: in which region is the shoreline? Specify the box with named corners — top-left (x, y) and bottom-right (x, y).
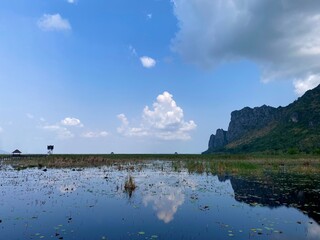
top-left (1, 153), bottom-right (320, 173)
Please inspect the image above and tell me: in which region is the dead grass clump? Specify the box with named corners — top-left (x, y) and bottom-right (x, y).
top-left (124, 175), bottom-right (136, 198)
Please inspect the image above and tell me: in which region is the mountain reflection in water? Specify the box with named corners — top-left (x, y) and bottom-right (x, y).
top-left (218, 172), bottom-right (320, 224)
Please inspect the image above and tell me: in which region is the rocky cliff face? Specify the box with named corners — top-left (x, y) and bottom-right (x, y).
top-left (227, 105), bottom-right (278, 142)
top-left (203, 84), bottom-right (320, 154)
top-left (204, 105), bottom-right (279, 153)
top-left (208, 129), bottom-right (228, 150)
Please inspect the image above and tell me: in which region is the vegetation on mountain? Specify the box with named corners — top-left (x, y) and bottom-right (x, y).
top-left (204, 84), bottom-right (320, 154)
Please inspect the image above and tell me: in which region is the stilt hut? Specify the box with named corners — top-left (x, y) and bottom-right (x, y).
top-left (12, 149), bottom-right (22, 156)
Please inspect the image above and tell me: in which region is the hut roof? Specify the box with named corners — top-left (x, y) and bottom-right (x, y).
top-left (12, 149), bottom-right (22, 154)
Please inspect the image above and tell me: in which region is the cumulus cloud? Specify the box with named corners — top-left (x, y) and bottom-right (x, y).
top-left (41, 117), bottom-right (109, 140)
top-left (61, 117), bottom-right (83, 127)
top-left (37, 14), bottom-right (71, 31)
top-left (128, 46), bottom-right (156, 68)
top-left (81, 131), bottom-right (108, 138)
top-left (140, 56), bottom-right (156, 68)
top-left (117, 91), bottom-right (196, 140)
top-left (42, 124), bottom-right (74, 139)
top-left (172, 0), bottom-right (320, 92)
top-left (293, 74), bottom-right (320, 96)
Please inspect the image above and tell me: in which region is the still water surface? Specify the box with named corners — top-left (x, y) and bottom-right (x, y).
top-left (0, 161), bottom-right (319, 239)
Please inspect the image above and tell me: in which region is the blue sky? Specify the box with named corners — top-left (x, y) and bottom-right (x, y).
top-left (1, 0), bottom-right (320, 154)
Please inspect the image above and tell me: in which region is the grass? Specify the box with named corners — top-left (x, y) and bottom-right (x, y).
top-left (124, 175), bottom-right (136, 198)
top-left (124, 175), bottom-right (136, 191)
top-left (1, 153), bottom-right (320, 174)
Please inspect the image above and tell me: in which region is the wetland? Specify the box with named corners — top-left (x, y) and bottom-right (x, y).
top-left (0, 155), bottom-right (320, 239)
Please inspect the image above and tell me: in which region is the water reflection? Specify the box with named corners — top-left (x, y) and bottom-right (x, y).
top-left (59, 184), bottom-right (77, 193)
top-left (308, 223), bottom-right (320, 240)
top-left (143, 183), bottom-right (185, 223)
top-left (1, 162), bottom-right (320, 240)
top-left (218, 173), bottom-right (320, 224)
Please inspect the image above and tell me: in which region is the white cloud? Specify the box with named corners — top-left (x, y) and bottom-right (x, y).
top-left (140, 56), bottom-right (156, 68)
top-left (117, 91), bottom-right (196, 140)
top-left (172, 0), bottom-right (320, 89)
top-left (147, 13), bottom-right (152, 19)
top-left (81, 131), bottom-right (108, 138)
top-left (117, 114), bottom-right (130, 134)
top-left (0, 127), bottom-right (3, 133)
top-left (67, 0), bottom-right (75, 3)
top-left (293, 74), bottom-right (320, 96)
top-left (42, 124), bottom-right (74, 139)
top-left (61, 117), bottom-right (83, 127)
top-left (37, 14), bottom-right (71, 31)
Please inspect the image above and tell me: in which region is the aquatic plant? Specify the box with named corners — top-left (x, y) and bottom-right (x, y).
top-left (124, 175), bottom-right (136, 198)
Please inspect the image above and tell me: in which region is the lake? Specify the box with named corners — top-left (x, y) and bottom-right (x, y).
top-left (0, 160), bottom-right (319, 239)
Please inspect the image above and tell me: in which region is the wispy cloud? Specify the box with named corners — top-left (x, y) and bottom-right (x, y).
top-left (140, 56), bottom-right (156, 68)
top-left (40, 117), bottom-right (82, 139)
top-left (26, 113), bottom-right (34, 119)
top-left (129, 45), bottom-right (138, 56)
top-left (41, 124), bottom-right (74, 139)
top-left (37, 14), bottom-right (71, 31)
top-left (117, 91), bottom-right (196, 140)
top-left (61, 117), bottom-right (83, 127)
top-left (147, 13), bottom-right (152, 20)
top-left (81, 131), bottom-right (108, 138)
top-left (0, 126), bottom-right (3, 133)
top-left (67, 0), bottom-right (76, 3)
top-left (40, 117), bottom-right (109, 140)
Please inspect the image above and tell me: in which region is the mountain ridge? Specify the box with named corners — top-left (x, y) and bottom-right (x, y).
top-left (203, 84), bottom-right (320, 154)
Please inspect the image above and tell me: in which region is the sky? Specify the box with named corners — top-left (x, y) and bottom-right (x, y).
top-left (1, 0), bottom-right (320, 154)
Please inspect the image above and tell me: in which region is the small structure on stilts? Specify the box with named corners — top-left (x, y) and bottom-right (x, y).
top-left (12, 149), bottom-right (22, 156)
top-left (47, 145), bottom-right (54, 155)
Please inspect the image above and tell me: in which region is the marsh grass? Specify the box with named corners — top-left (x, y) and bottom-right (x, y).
top-left (2, 154), bottom-right (320, 174)
top-left (124, 175), bottom-right (136, 198)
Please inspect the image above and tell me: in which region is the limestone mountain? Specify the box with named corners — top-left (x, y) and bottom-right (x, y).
top-left (203, 84), bottom-right (320, 154)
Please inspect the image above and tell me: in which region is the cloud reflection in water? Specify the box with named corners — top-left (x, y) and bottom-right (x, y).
top-left (308, 223), bottom-right (320, 240)
top-left (143, 184), bottom-right (185, 223)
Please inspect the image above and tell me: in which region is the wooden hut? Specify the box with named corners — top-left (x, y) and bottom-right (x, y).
top-left (12, 149), bottom-right (22, 156)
